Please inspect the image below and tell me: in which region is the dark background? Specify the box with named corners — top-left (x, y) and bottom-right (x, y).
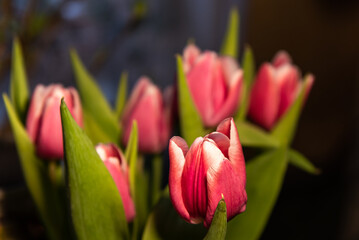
top-left (0, 0), bottom-right (358, 239)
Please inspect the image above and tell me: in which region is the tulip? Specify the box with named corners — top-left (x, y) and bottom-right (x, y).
top-left (248, 51), bottom-right (314, 130)
top-left (121, 77), bottom-right (171, 153)
top-left (169, 117), bottom-right (247, 227)
top-left (26, 84), bottom-right (83, 159)
top-left (182, 44), bottom-right (243, 127)
top-left (95, 143), bottom-right (136, 222)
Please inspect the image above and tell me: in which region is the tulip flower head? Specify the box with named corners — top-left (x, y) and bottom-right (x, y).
top-left (249, 51), bottom-right (314, 130)
top-left (26, 84), bottom-right (83, 159)
top-left (169, 118), bottom-right (247, 227)
top-left (121, 77), bottom-right (171, 153)
top-left (182, 44), bottom-right (243, 127)
top-left (96, 143), bottom-right (136, 222)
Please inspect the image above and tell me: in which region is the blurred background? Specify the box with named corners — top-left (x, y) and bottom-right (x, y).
top-left (0, 0), bottom-right (358, 239)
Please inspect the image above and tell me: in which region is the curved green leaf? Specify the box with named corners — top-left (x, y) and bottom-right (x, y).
top-left (142, 188), bottom-right (207, 240)
top-left (115, 71), bottom-right (128, 119)
top-left (60, 100), bottom-right (129, 240)
top-left (271, 75), bottom-right (312, 146)
top-left (236, 121), bottom-right (279, 148)
top-left (10, 38), bottom-right (29, 122)
top-left (220, 7), bottom-right (239, 58)
top-left (236, 45), bottom-right (255, 121)
top-left (176, 55), bottom-right (205, 145)
top-left (289, 149), bottom-right (320, 175)
top-left (203, 198), bottom-right (227, 240)
top-left (70, 49), bottom-right (119, 144)
top-left (3, 94), bottom-right (70, 240)
top-left (227, 148), bottom-right (288, 240)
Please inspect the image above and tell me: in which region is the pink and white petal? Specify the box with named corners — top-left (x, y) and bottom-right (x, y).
top-left (219, 56), bottom-right (239, 85)
top-left (205, 132), bottom-right (230, 158)
top-left (209, 69), bottom-right (242, 127)
top-left (272, 50), bottom-right (292, 68)
top-left (211, 59), bottom-right (228, 113)
top-left (26, 84), bottom-right (47, 142)
top-left (103, 159), bottom-right (136, 222)
top-left (248, 63), bottom-right (279, 130)
top-left (121, 77), bottom-right (150, 125)
top-left (276, 65), bottom-right (301, 119)
top-left (205, 159), bottom-right (247, 228)
top-left (186, 52), bottom-right (216, 126)
top-left (169, 136), bottom-right (190, 222)
top-left (216, 118), bottom-right (246, 187)
top-left (36, 90), bottom-right (65, 159)
top-left (181, 137), bottom-right (205, 220)
top-left (183, 43), bottom-right (201, 73)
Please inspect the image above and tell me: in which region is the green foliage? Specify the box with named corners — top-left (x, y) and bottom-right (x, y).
top-left (289, 149), bottom-right (320, 175)
top-left (115, 71), bottom-right (128, 119)
top-left (203, 198), bottom-right (227, 240)
top-left (220, 7), bottom-right (239, 58)
top-left (227, 148), bottom-right (288, 240)
top-left (60, 100), bottom-right (129, 240)
top-left (70, 49), bottom-right (120, 144)
top-left (176, 55), bottom-right (205, 145)
top-left (236, 45), bottom-right (255, 121)
top-left (3, 94), bottom-right (70, 240)
top-left (236, 121), bottom-right (279, 148)
top-left (142, 188), bottom-right (207, 240)
top-left (10, 38), bottom-right (29, 122)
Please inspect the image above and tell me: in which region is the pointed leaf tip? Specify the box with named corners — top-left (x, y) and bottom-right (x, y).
top-left (204, 198), bottom-right (227, 240)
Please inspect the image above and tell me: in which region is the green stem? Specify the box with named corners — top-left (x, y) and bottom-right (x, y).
top-left (151, 154), bottom-right (162, 206)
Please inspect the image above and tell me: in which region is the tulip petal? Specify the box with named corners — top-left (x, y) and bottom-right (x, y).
top-left (272, 50), bottom-right (292, 68)
top-left (69, 87), bottom-right (83, 127)
top-left (186, 52), bottom-right (216, 126)
top-left (103, 159), bottom-right (136, 222)
top-left (220, 56), bottom-right (240, 84)
top-left (249, 63), bottom-right (279, 130)
top-left (36, 87), bottom-right (71, 158)
top-left (206, 159), bottom-right (247, 228)
top-left (276, 64), bottom-right (301, 119)
top-left (122, 80), bottom-right (163, 153)
top-left (205, 132), bottom-right (230, 158)
top-left (183, 43), bottom-right (201, 73)
top-left (209, 69), bottom-right (243, 126)
top-left (169, 136), bottom-right (190, 222)
top-left (216, 118), bottom-right (246, 187)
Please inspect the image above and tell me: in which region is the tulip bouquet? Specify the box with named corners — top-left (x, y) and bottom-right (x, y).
top-left (2, 8), bottom-right (318, 240)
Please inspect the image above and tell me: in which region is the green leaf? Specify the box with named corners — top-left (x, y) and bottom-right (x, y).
top-left (60, 100), bottom-right (129, 240)
top-left (220, 7), bottom-right (239, 58)
top-left (10, 38), bottom-right (29, 122)
top-left (83, 109), bottom-right (114, 144)
top-left (115, 71), bottom-right (128, 119)
top-left (142, 188), bottom-right (207, 240)
top-left (235, 45), bottom-right (255, 121)
top-left (3, 94), bottom-right (70, 240)
top-left (176, 55), bottom-right (205, 145)
top-left (227, 148), bottom-right (288, 240)
top-left (151, 154), bottom-right (162, 206)
top-left (236, 121), bottom-right (279, 148)
top-left (289, 149), bottom-right (320, 175)
top-left (203, 198), bottom-right (227, 240)
top-left (70, 49), bottom-right (119, 144)
top-left (125, 121), bottom-right (138, 201)
top-left (270, 74), bottom-right (312, 146)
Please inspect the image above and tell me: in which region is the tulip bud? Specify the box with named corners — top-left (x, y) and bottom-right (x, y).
top-left (248, 51), bottom-right (315, 130)
top-left (169, 118), bottom-right (247, 227)
top-left (26, 84), bottom-right (83, 159)
top-left (182, 44), bottom-right (243, 127)
top-left (121, 77), bottom-right (171, 153)
top-left (95, 143), bottom-right (136, 222)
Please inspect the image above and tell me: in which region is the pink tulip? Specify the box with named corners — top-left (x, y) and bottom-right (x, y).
top-left (182, 44), bottom-right (243, 127)
top-left (249, 51), bottom-right (314, 130)
top-left (26, 84), bottom-right (83, 159)
top-left (121, 77), bottom-right (171, 153)
top-left (169, 118), bottom-right (247, 227)
top-left (95, 143), bottom-right (136, 222)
